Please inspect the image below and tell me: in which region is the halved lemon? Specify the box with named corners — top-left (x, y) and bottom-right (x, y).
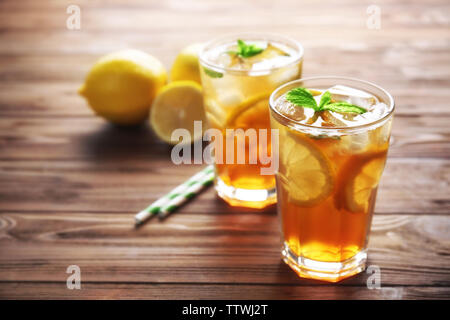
top-left (279, 131), bottom-right (334, 207)
top-left (150, 81), bottom-right (207, 144)
top-left (337, 151), bottom-right (387, 213)
top-left (170, 43), bottom-right (203, 84)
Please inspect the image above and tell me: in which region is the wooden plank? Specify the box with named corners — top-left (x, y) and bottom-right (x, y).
top-left (1, 0), bottom-right (449, 32)
top-left (1, 47), bottom-right (449, 83)
top-left (1, 81), bottom-right (450, 117)
top-left (0, 0), bottom-right (448, 34)
top-left (0, 213), bottom-right (449, 288)
top-left (0, 282), bottom-right (448, 300)
top-left (2, 28), bottom-right (449, 57)
top-left (0, 158), bottom-right (448, 214)
top-left (0, 116), bottom-right (448, 161)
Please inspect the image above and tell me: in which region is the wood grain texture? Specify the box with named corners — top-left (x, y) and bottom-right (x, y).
top-left (0, 213), bottom-right (449, 287)
top-left (0, 0), bottom-right (449, 299)
top-left (0, 158), bottom-right (448, 214)
top-left (1, 283), bottom-right (448, 300)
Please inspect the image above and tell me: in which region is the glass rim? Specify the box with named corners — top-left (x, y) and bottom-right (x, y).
top-left (199, 32), bottom-right (304, 75)
top-left (269, 76), bottom-right (395, 132)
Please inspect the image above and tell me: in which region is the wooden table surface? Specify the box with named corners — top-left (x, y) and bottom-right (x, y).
top-left (0, 0), bottom-right (449, 300)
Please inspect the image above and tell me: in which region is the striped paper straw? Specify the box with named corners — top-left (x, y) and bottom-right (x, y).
top-left (134, 165), bottom-right (215, 225)
top-left (158, 169), bottom-right (215, 219)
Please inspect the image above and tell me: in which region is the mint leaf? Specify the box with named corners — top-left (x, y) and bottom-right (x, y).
top-left (322, 102), bottom-right (367, 114)
top-left (285, 87), bottom-right (319, 111)
top-left (236, 39), bottom-right (264, 58)
top-left (318, 91), bottom-right (331, 109)
top-left (286, 87), bottom-right (368, 115)
top-left (203, 67), bottom-right (223, 78)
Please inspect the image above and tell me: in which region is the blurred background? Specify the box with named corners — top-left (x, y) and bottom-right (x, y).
top-left (1, 0), bottom-right (449, 121)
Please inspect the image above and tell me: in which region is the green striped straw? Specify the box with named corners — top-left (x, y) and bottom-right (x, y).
top-left (134, 165), bottom-right (214, 225)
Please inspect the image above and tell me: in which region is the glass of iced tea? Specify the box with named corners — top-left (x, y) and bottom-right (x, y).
top-left (269, 76), bottom-right (395, 282)
top-left (199, 33), bottom-right (303, 208)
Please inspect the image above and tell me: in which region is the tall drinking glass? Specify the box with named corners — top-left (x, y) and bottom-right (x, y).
top-left (199, 33), bottom-right (303, 208)
top-left (269, 76), bottom-right (395, 282)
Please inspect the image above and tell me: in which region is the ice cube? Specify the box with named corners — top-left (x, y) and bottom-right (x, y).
top-left (346, 132), bottom-right (370, 153)
top-left (337, 131), bottom-right (370, 155)
top-left (275, 98), bottom-right (305, 122)
top-left (263, 43), bottom-right (290, 57)
top-left (216, 90), bottom-right (244, 108)
top-left (204, 90), bottom-right (244, 127)
top-left (205, 98), bottom-right (227, 123)
top-left (268, 66), bottom-right (300, 86)
top-left (359, 102), bottom-right (388, 124)
top-left (248, 43), bottom-right (294, 71)
top-left (328, 85), bottom-right (378, 110)
top-left (370, 102), bottom-right (388, 117)
top-left (215, 52), bottom-right (233, 68)
top-left (251, 57), bottom-right (290, 72)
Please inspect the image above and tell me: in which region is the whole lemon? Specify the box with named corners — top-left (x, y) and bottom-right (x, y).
top-left (79, 49), bottom-right (167, 125)
top-left (170, 43), bottom-right (204, 84)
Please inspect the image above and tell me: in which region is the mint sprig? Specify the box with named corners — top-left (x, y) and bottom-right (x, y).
top-left (229, 39), bottom-right (264, 58)
top-left (285, 87), bottom-right (367, 114)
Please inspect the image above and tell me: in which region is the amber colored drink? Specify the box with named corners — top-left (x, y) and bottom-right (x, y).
top-left (199, 34), bottom-right (303, 208)
top-left (269, 77), bottom-right (395, 282)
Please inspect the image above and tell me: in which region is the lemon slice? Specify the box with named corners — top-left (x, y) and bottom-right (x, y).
top-left (205, 110), bottom-right (224, 130)
top-left (150, 81), bottom-right (207, 145)
top-left (226, 93), bottom-right (271, 127)
top-left (204, 98), bottom-right (229, 129)
top-left (338, 151), bottom-right (387, 213)
top-left (279, 131), bottom-right (334, 207)
top-left (309, 89), bottom-right (323, 96)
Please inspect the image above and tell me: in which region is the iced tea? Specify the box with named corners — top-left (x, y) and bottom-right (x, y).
top-left (199, 34), bottom-right (303, 208)
top-left (269, 77), bottom-right (395, 282)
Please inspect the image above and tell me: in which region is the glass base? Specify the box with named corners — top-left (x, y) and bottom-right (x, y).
top-left (281, 242), bottom-right (367, 282)
top-left (215, 177), bottom-right (277, 209)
